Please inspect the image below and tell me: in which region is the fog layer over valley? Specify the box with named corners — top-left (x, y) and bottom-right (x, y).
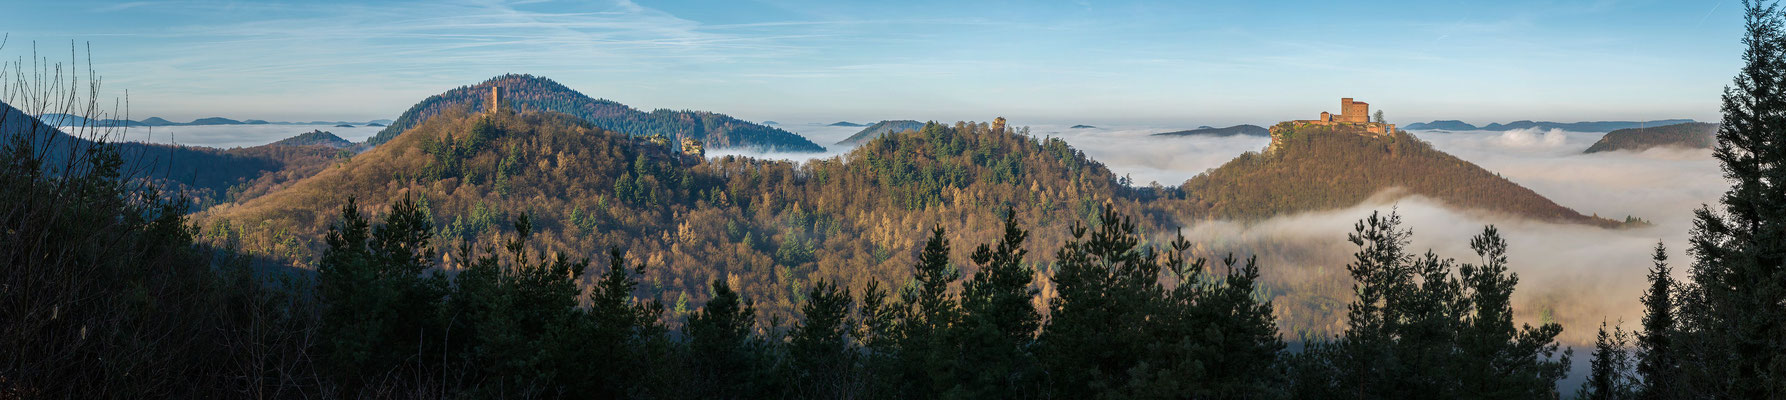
top-left (66, 123), bottom-right (388, 148)
top-left (1149, 127), bottom-right (1716, 343)
top-left (729, 121), bottom-right (1717, 344)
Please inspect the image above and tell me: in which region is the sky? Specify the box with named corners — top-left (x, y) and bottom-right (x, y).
top-left (0, 0), bottom-right (1745, 127)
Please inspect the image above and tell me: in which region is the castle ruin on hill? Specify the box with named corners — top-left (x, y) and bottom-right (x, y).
top-left (487, 86), bottom-right (505, 114)
top-left (1269, 97), bottom-right (1397, 152)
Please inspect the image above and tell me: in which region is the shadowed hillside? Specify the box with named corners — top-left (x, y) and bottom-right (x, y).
top-left (363, 74), bottom-right (825, 152)
top-left (835, 119), bottom-right (926, 145)
top-left (270, 130), bottom-right (353, 148)
top-left (1583, 122), bottom-right (1718, 153)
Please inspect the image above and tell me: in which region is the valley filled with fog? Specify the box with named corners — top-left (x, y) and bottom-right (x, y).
top-left (760, 122), bottom-right (1722, 344)
top-left (82, 124), bottom-right (387, 149)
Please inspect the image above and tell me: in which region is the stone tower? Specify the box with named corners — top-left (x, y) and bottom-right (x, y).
top-left (488, 86), bottom-right (504, 114)
top-left (1338, 98), bottom-right (1369, 123)
top-left (992, 117), bottom-right (1007, 133)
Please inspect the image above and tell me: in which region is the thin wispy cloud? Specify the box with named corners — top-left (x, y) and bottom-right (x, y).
top-left (0, 0), bottom-right (1744, 123)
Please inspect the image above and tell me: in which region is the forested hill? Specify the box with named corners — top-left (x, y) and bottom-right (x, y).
top-left (362, 74), bottom-right (825, 152)
top-left (1151, 124), bottom-right (1268, 137)
top-left (835, 119), bottom-right (926, 145)
top-left (201, 111), bottom-right (1147, 321)
top-left (1583, 122), bottom-right (1718, 153)
top-left (1176, 122), bottom-right (1627, 227)
top-left (271, 130), bottom-right (354, 148)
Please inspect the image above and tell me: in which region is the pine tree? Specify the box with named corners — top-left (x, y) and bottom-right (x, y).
top-left (1456, 226), bottom-right (1570, 398)
top-left (1324, 210), bottom-right (1416, 398)
top-left (1186, 253), bottom-right (1286, 397)
top-left (1681, 1), bottom-right (1786, 396)
top-left (1637, 242), bottom-right (1679, 400)
top-left (787, 280), bottom-right (862, 398)
top-left (687, 278), bottom-right (770, 397)
top-left (955, 209), bottom-right (1043, 397)
top-left (1038, 203), bottom-right (1164, 397)
top-left (316, 196), bottom-right (448, 392)
top-left (1290, 214), bottom-right (1569, 398)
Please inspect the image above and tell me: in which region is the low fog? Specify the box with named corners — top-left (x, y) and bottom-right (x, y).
top-left (1104, 126), bottom-right (1720, 345)
top-left (705, 121), bottom-right (1724, 345)
top-left (86, 124), bottom-right (389, 149)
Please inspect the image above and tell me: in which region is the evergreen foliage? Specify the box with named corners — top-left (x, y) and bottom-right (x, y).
top-left (1286, 211), bottom-right (1570, 399)
top-left (1666, 1), bottom-right (1786, 398)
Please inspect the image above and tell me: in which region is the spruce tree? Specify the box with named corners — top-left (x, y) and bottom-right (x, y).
top-left (1637, 242), bottom-right (1678, 400)
top-left (1578, 321), bottom-right (1639, 400)
top-left (1682, 0), bottom-right (1786, 396)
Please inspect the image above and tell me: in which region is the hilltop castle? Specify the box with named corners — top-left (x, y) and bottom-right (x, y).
top-left (1269, 97), bottom-right (1397, 151)
top-left (1296, 97), bottom-right (1393, 133)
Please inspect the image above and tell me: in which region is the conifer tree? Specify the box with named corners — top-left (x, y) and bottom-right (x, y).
top-left (788, 280), bottom-right (861, 398)
top-left (1578, 322), bottom-right (1639, 400)
top-left (1681, 1), bottom-right (1786, 396)
top-left (686, 278), bottom-right (769, 397)
top-left (955, 209), bottom-right (1043, 397)
top-left (1456, 226), bottom-right (1570, 398)
top-left (891, 226), bottom-right (963, 397)
top-left (316, 196), bottom-right (448, 391)
top-left (1038, 204), bottom-right (1164, 397)
top-left (1636, 242), bottom-right (1678, 400)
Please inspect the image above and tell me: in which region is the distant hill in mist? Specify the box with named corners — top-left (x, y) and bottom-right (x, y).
top-left (1151, 124), bottom-right (1268, 137)
top-left (4, 101), bottom-right (346, 208)
top-left (1584, 122), bottom-right (1718, 153)
top-left (1404, 119), bottom-right (1697, 132)
top-left (270, 130), bottom-right (354, 148)
top-left (836, 120), bottom-right (926, 145)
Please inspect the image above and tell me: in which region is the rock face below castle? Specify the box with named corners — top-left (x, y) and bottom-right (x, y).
top-left (1269, 97), bottom-right (1398, 152)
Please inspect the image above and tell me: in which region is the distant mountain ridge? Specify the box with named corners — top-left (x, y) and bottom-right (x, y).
top-left (836, 120), bottom-right (926, 145)
top-left (1400, 120), bottom-right (1478, 131)
top-left (50, 114), bottom-right (390, 127)
top-left (1404, 119), bottom-right (1696, 132)
top-left (4, 101), bottom-right (345, 207)
top-left (827, 121), bottom-right (866, 127)
top-left (1151, 124), bottom-right (1268, 137)
top-left (363, 74), bottom-right (824, 152)
top-left (36, 113), bottom-right (147, 127)
top-left (1584, 122), bottom-right (1718, 153)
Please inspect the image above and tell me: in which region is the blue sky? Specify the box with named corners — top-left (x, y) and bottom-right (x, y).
top-left (0, 0), bottom-right (1742, 126)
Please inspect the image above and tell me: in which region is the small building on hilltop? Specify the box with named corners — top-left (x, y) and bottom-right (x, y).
top-left (1270, 97), bottom-right (1398, 152)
